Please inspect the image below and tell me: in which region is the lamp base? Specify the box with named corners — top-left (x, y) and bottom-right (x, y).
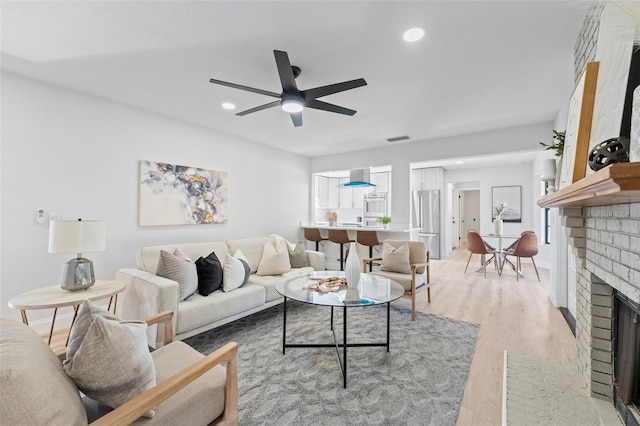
top-left (61, 257), bottom-right (95, 291)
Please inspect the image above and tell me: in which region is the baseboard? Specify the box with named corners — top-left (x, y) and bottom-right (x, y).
top-left (559, 307), bottom-right (576, 336)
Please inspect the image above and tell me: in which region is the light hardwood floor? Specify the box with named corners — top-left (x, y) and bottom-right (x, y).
top-left (397, 246), bottom-right (576, 426)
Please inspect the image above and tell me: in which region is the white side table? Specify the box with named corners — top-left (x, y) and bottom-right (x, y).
top-left (8, 280), bottom-right (125, 347)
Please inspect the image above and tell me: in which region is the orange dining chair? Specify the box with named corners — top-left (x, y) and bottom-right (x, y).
top-left (464, 230), bottom-right (499, 278)
top-left (502, 231), bottom-right (540, 281)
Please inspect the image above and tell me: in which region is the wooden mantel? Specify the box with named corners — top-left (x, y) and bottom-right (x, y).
top-left (538, 163), bottom-right (640, 208)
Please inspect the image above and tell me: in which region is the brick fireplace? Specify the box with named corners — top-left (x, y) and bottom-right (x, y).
top-left (538, 163), bottom-right (640, 425)
top-left (561, 202), bottom-right (640, 402)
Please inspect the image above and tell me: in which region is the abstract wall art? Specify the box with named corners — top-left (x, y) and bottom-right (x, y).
top-left (139, 160), bottom-right (227, 226)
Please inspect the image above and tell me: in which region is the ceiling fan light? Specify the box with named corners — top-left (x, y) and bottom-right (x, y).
top-left (222, 102), bottom-right (236, 110)
top-left (403, 27), bottom-right (425, 42)
top-left (281, 99), bottom-right (304, 113)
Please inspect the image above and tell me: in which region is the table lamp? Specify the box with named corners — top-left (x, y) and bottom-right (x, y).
top-left (48, 219), bottom-right (106, 291)
top-left (541, 159), bottom-right (557, 192)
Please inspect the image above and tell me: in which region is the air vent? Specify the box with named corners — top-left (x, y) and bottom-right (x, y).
top-left (386, 135), bottom-right (410, 142)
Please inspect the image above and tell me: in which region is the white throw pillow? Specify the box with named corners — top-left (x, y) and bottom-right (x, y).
top-left (63, 300), bottom-right (156, 416)
top-left (257, 238), bottom-right (291, 276)
top-left (161, 248), bottom-right (198, 301)
top-left (381, 243), bottom-right (412, 274)
top-left (223, 253), bottom-right (245, 292)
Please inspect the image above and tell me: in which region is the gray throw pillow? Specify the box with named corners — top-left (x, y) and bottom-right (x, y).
top-left (381, 243), bottom-right (412, 274)
top-left (161, 248), bottom-right (198, 301)
top-left (63, 300), bottom-right (156, 416)
top-left (288, 241), bottom-right (310, 268)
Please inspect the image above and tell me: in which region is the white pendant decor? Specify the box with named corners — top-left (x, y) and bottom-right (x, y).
top-left (494, 218), bottom-right (503, 236)
top-left (345, 242), bottom-right (361, 289)
top-left (630, 85), bottom-right (640, 162)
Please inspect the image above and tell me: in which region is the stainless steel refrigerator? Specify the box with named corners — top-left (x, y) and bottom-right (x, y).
top-left (411, 190), bottom-right (440, 259)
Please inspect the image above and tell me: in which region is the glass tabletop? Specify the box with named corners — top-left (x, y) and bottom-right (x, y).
top-left (275, 271), bottom-right (405, 307)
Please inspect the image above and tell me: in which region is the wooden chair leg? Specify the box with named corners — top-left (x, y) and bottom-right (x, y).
top-left (427, 286), bottom-right (431, 303)
top-left (481, 254), bottom-right (486, 278)
top-left (464, 252), bottom-right (473, 273)
top-left (530, 257), bottom-right (540, 281)
top-left (516, 257), bottom-right (520, 282)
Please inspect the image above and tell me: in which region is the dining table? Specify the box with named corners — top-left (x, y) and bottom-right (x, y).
top-left (481, 234), bottom-right (523, 277)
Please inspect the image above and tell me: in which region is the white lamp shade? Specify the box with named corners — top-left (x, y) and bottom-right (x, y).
top-left (541, 159), bottom-right (557, 180)
top-left (48, 220), bottom-right (106, 254)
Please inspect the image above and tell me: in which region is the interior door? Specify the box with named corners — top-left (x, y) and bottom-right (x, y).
top-left (460, 190), bottom-right (480, 246)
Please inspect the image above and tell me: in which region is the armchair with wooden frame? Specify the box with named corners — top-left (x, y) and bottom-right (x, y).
top-left (0, 310), bottom-right (239, 426)
top-left (91, 310), bottom-right (239, 426)
top-left (362, 240), bottom-right (430, 321)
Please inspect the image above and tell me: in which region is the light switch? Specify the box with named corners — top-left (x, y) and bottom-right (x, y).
top-left (36, 208), bottom-right (46, 224)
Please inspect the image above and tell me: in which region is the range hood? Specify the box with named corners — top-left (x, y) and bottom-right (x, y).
top-left (342, 168), bottom-right (375, 187)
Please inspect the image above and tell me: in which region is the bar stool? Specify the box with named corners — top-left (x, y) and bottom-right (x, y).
top-left (327, 229), bottom-right (354, 271)
top-left (303, 228), bottom-right (327, 251)
top-left (356, 230), bottom-right (381, 272)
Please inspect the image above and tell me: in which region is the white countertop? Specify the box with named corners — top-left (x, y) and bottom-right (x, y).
top-left (301, 223), bottom-right (419, 233)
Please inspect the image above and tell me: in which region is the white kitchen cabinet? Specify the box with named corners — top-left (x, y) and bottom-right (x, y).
top-left (412, 167), bottom-right (444, 191)
top-left (370, 172), bottom-right (390, 193)
top-left (339, 177), bottom-right (351, 208)
top-left (327, 177), bottom-right (340, 208)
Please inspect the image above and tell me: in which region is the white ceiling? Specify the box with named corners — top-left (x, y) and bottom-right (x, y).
top-left (0, 1), bottom-right (586, 158)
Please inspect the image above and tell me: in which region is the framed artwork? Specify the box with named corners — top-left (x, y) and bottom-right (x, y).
top-left (492, 185), bottom-right (521, 223)
top-left (139, 160), bottom-right (228, 226)
top-left (559, 61), bottom-right (599, 189)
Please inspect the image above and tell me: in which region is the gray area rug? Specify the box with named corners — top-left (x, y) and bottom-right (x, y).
top-left (184, 302), bottom-right (479, 426)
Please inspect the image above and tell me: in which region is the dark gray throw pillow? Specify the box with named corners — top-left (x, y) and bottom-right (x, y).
top-left (195, 251), bottom-right (223, 296)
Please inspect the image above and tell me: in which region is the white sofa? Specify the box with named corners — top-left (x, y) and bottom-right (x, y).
top-left (116, 236), bottom-right (325, 346)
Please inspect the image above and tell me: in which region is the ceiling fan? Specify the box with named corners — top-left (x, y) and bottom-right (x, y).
top-left (209, 50), bottom-right (367, 127)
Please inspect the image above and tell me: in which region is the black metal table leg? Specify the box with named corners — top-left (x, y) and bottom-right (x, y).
top-left (282, 296), bottom-right (287, 354)
top-left (343, 305), bottom-right (347, 388)
top-left (331, 306), bottom-right (334, 331)
top-left (386, 302), bottom-right (390, 351)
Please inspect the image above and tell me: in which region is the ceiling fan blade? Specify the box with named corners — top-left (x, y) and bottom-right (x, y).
top-left (290, 112), bottom-right (302, 127)
top-left (274, 50), bottom-right (298, 93)
top-left (302, 78), bottom-right (367, 99)
top-left (209, 78), bottom-right (280, 98)
top-left (305, 99), bottom-right (357, 116)
top-left (236, 100), bottom-right (281, 116)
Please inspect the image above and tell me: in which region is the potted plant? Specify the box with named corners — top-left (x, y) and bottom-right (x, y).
top-left (539, 130), bottom-right (565, 157)
top-left (539, 130), bottom-right (565, 192)
top-left (326, 212), bottom-right (337, 226)
top-left (377, 216), bottom-right (391, 229)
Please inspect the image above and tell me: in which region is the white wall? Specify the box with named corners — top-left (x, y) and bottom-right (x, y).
top-left (0, 71), bottom-right (310, 323)
top-left (310, 123), bottom-right (552, 229)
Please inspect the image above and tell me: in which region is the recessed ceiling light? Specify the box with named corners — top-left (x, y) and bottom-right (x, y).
top-left (222, 102), bottom-right (235, 110)
top-left (455, 161), bottom-right (463, 165)
top-left (403, 27), bottom-right (425, 42)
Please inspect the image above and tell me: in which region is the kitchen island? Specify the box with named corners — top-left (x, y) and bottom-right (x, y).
top-left (300, 223), bottom-right (419, 270)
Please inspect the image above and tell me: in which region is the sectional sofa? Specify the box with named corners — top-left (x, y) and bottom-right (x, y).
top-left (116, 236), bottom-right (325, 346)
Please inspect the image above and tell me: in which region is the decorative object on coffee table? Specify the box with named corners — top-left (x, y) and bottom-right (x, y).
top-left (48, 219), bottom-right (106, 291)
top-left (345, 242), bottom-right (360, 289)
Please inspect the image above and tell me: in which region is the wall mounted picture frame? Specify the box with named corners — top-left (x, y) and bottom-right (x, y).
top-left (139, 160), bottom-right (228, 226)
top-left (558, 61), bottom-right (599, 189)
top-left (492, 185), bottom-right (522, 223)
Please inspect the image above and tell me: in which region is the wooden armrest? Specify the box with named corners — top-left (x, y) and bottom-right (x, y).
top-left (90, 341), bottom-right (239, 426)
top-left (144, 310), bottom-right (174, 346)
top-left (411, 262), bottom-right (429, 269)
top-left (362, 257), bottom-right (383, 272)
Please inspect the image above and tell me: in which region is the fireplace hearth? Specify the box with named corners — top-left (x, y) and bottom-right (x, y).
top-left (614, 292), bottom-right (640, 426)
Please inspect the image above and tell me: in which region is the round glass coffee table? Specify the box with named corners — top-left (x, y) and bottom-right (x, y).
top-left (275, 271), bottom-right (404, 388)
